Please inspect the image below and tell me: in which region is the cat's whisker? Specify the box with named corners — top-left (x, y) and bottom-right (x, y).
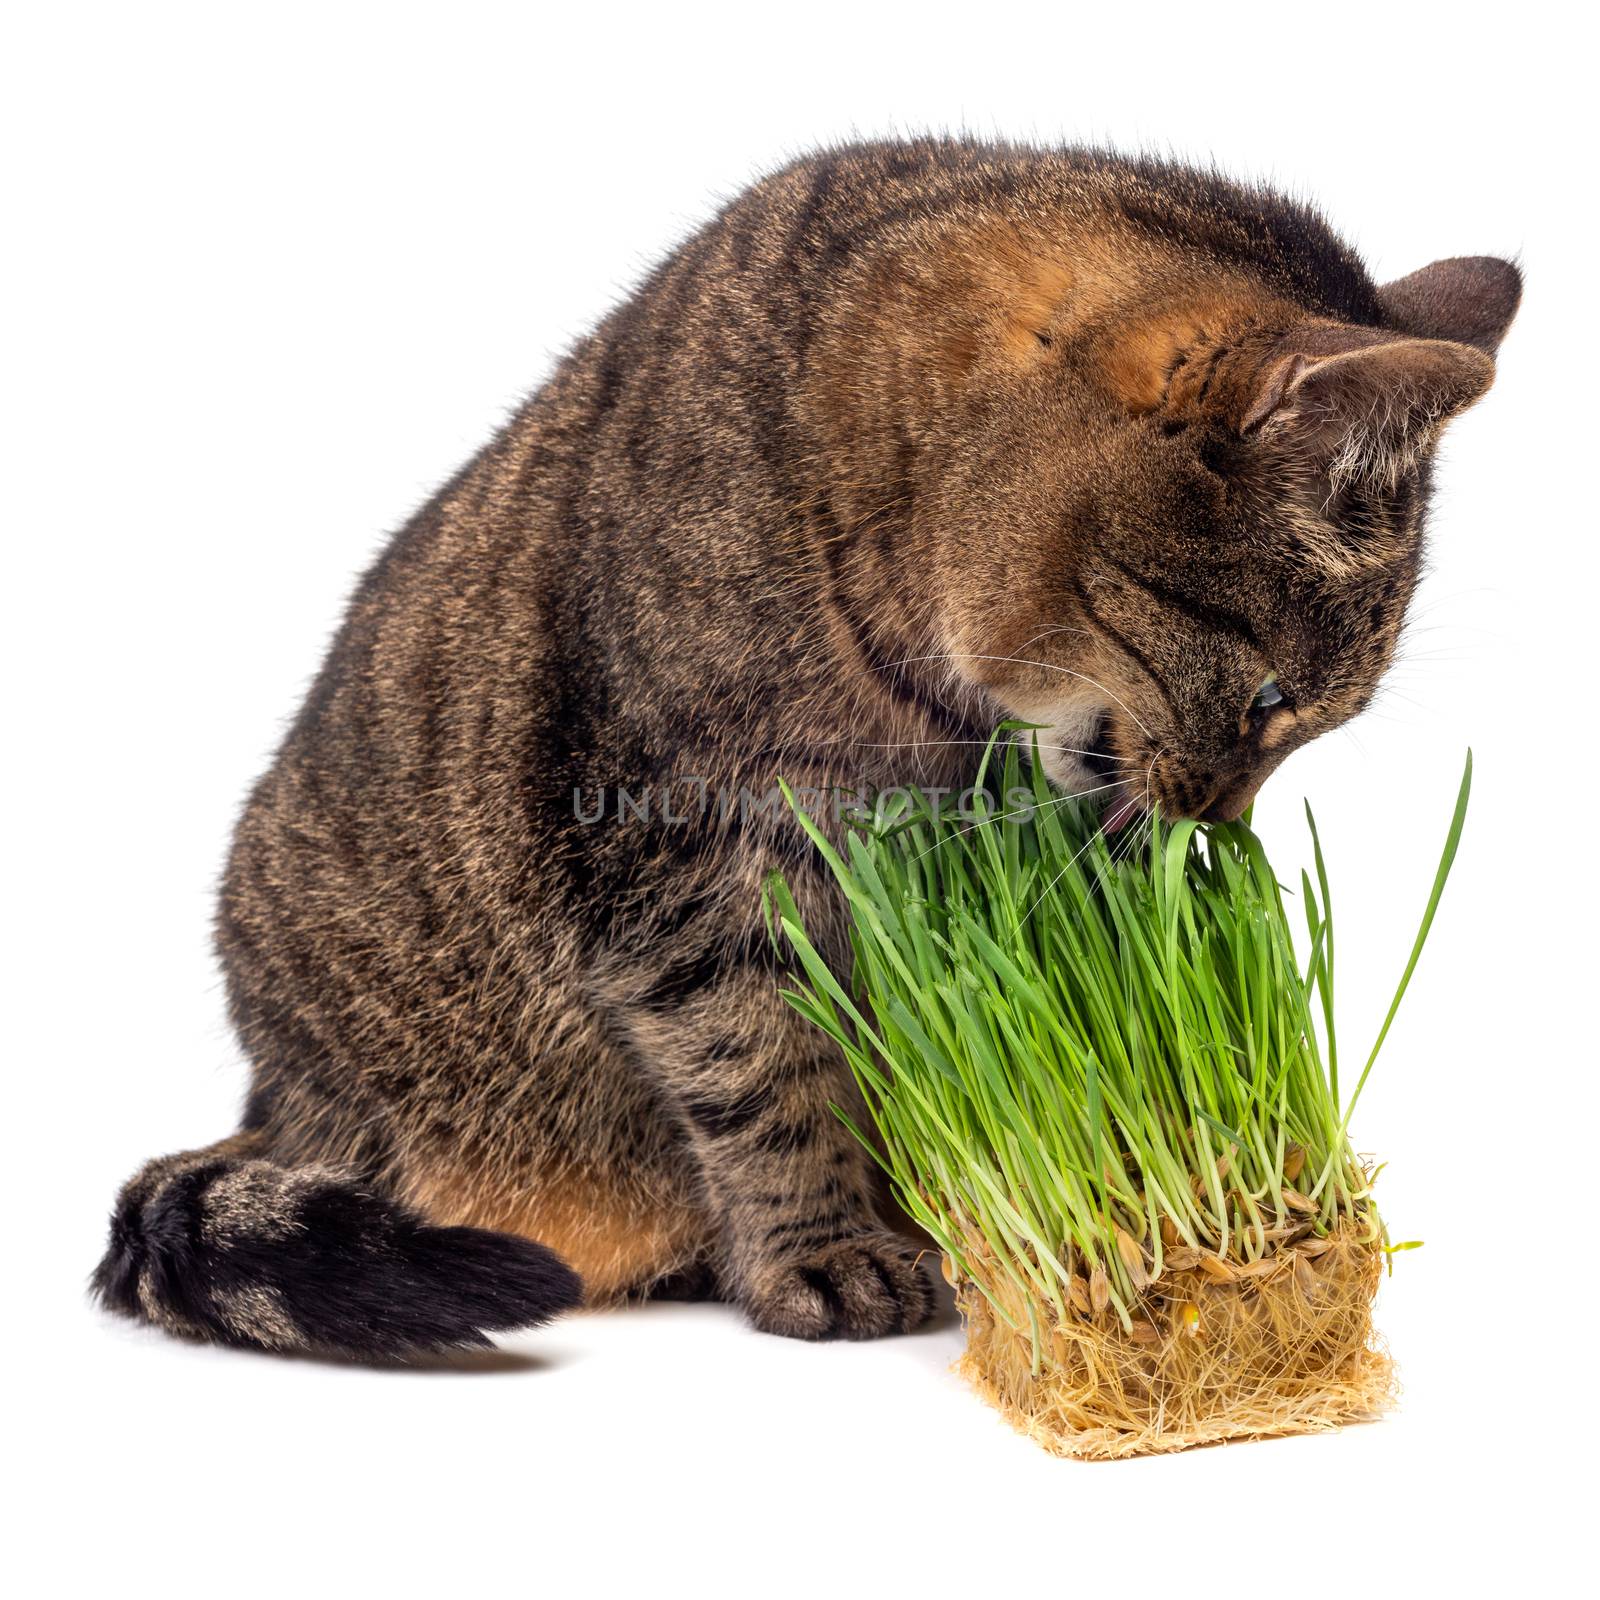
top-left (845, 736), bottom-right (1138, 765)
top-left (875, 650), bottom-right (1155, 741)
top-left (908, 776), bottom-right (1138, 861)
top-left (1083, 743), bottom-right (1165, 901)
top-left (1009, 623), bottom-right (1098, 651)
top-left (1018, 821), bottom-right (1111, 928)
top-left (1087, 795), bottom-right (1157, 900)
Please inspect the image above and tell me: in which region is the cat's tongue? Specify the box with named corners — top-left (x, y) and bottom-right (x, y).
top-left (1101, 796), bottom-right (1143, 835)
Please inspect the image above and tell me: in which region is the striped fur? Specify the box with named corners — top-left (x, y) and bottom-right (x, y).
top-left (96, 140), bottom-right (1517, 1357)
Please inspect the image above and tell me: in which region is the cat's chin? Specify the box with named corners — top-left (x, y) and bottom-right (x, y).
top-left (1012, 703), bottom-right (1144, 826)
top-left (1007, 702), bottom-right (1111, 790)
top-left (1028, 748), bottom-right (1098, 797)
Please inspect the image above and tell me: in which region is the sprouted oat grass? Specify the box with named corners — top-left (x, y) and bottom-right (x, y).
top-left (766, 731), bottom-right (1471, 1458)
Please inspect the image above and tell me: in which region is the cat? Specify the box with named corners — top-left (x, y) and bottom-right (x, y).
top-left (94, 139), bottom-right (1519, 1358)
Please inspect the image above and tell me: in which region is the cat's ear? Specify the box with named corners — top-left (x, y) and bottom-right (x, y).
top-left (1377, 256), bottom-right (1521, 355)
top-left (1240, 328), bottom-right (1495, 484)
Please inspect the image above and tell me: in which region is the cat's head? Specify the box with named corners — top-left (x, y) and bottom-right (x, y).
top-left (941, 256), bottom-right (1520, 823)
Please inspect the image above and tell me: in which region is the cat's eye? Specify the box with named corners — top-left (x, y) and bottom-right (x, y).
top-left (1250, 674), bottom-right (1285, 713)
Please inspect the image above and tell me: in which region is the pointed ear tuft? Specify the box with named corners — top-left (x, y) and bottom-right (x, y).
top-left (1244, 330), bottom-right (1494, 486)
top-left (1378, 256), bottom-right (1521, 355)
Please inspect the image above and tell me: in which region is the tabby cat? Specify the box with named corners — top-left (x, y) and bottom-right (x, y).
top-left (95, 140), bottom-right (1519, 1357)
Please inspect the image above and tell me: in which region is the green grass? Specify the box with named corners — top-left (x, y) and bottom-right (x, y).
top-left (765, 729), bottom-right (1471, 1332)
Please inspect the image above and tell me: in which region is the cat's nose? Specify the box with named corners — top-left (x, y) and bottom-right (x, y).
top-left (1199, 776), bottom-right (1263, 823)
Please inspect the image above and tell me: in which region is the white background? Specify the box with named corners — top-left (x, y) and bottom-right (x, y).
top-left (7, 3), bottom-right (1593, 1593)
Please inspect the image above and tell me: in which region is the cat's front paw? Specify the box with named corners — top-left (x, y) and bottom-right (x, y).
top-left (743, 1230), bottom-right (934, 1340)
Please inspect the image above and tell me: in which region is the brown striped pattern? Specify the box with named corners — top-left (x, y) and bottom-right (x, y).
top-left (103, 141), bottom-right (1517, 1351)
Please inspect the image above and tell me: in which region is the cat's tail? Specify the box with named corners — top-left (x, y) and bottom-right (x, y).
top-left (91, 1133), bottom-right (583, 1360)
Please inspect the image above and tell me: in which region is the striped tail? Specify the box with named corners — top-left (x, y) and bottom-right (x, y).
top-left (93, 1135), bottom-right (583, 1360)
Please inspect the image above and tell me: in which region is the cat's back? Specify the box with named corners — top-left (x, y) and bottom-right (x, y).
top-left (220, 140), bottom-right (1385, 927)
